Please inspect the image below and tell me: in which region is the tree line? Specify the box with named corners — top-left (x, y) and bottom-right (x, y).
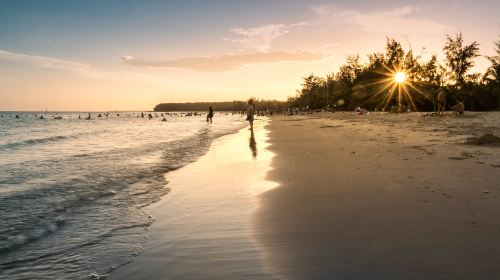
top-left (289, 33), bottom-right (500, 111)
top-left (154, 100), bottom-right (286, 112)
top-left (154, 33), bottom-right (499, 113)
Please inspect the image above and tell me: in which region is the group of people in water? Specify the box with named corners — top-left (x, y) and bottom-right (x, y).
top-left (4, 94), bottom-right (466, 128)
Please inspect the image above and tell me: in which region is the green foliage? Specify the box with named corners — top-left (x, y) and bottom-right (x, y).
top-left (443, 32), bottom-right (480, 87)
top-left (290, 34), bottom-right (499, 111)
top-left (484, 37), bottom-right (500, 86)
top-left (155, 34), bottom-right (499, 113)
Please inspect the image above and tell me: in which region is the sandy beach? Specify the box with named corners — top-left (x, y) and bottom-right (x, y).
top-left (257, 112), bottom-right (500, 279)
top-left (110, 112), bottom-right (500, 280)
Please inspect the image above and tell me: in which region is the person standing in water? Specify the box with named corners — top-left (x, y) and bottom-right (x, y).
top-left (246, 99), bottom-right (255, 130)
top-left (207, 106), bottom-right (214, 123)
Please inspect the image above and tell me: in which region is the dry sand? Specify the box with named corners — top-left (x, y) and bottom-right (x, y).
top-left (256, 112), bottom-right (500, 280)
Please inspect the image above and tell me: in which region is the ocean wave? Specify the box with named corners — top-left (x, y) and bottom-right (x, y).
top-left (0, 134), bottom-right (78, 151)
top-left (0, 120), bottom-right (244, 280)
top-left (0, 216), bottom-right (66, 253)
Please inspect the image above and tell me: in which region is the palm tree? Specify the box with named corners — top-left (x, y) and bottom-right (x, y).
top-left (483, 37), bottom-right (500, 85)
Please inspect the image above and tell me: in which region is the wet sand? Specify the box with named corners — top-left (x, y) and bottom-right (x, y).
top-left (110, 112), bottom-right (500, 280)
top-left (256, 112), bottom-right (500, 279)
top-left (109, 120), bottom-right (276, 280)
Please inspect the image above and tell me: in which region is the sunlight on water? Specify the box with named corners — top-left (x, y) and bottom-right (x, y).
top-left (0, 112), bottom-right (246, 280)
top-left (109, 117), bottom-right (277, 279)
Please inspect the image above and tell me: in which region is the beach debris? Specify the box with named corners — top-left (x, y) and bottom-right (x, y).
top-left (490, 164), bottom-right (500, 168)
top-left (482, 191), bottom-right (490, 194)
top-left (466, 133), bottom-right (500, 146)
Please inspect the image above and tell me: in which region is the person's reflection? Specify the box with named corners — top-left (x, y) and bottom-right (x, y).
top-left (249, 128), bottom-right (257, 159)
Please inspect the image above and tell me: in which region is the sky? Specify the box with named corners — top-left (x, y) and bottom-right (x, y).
top-left (1, 0), bottom-right (499, 111)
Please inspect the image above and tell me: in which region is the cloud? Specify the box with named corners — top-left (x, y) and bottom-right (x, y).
top-left (309, 5), bottom-right (450, 35)
top-left (224, 23), bottom-right (309, 52)
top-left (0, 49), bottom-right (111, 78)
top-left (121, 51), bottom-right (327, 72)
top-left (0, 49), bottom-right (241, 92)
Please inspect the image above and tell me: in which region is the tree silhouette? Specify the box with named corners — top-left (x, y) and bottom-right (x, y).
top-left (484, 36), bottom-right (500, 85)
top-left (287, 34), bottom-right (499, 111)
top-left (443, 32), bottom-right (480, 88)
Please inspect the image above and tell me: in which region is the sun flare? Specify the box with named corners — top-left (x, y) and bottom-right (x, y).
top-left (394, 72), bottom-right (406, 83)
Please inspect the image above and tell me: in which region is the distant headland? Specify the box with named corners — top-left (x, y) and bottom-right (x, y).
top-left (154, 100), bottom-right (287, 112)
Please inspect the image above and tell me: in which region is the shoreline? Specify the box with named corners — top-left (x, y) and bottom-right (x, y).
top-left (109, 119), bottom-right (276, 279)
top-left (109, 112), bottom-right (500, 279)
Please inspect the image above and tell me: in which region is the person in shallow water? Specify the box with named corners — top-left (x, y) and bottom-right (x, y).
top-left (246, 99), bottom-right (255, 130)
top-left (207, 106), bottom-right (214, 123)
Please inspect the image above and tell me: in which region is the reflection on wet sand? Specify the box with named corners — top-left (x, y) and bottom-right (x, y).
top-left (109, 119), bottom-right (276, 280)
top-left (249, 128), bottom-right (257, 159)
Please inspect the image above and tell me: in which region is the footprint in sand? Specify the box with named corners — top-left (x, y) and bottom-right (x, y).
top-left (319, 125), bottom-right (342, 129)
top-left (441, 192), bottom-right (453, 199)
top-left (448, 157), bottom-right (467, 160)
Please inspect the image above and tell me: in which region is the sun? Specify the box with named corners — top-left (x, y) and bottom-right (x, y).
top-left (365, 65), bottom-right (431, 112)
top-left (394, 71), bottom-right (406, 83)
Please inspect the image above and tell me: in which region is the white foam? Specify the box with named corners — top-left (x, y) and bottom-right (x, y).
top-left (7, 234), bottom-right (27, 246)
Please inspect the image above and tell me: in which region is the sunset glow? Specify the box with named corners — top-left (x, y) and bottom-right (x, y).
top-left (0, 0), bottom-right (499, 111)
top-left (394, 72), bottom-right (406, 83)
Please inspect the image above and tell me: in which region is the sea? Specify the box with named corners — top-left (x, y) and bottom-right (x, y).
top-left (0, 111), bottom-right (246, 280)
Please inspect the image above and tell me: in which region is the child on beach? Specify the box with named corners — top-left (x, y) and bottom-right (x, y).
top-left (246, 99), bottom-right (255, 130)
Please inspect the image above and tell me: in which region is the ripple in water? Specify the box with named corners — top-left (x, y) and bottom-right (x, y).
top-left (0, 112), bottom-right (245, 279)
